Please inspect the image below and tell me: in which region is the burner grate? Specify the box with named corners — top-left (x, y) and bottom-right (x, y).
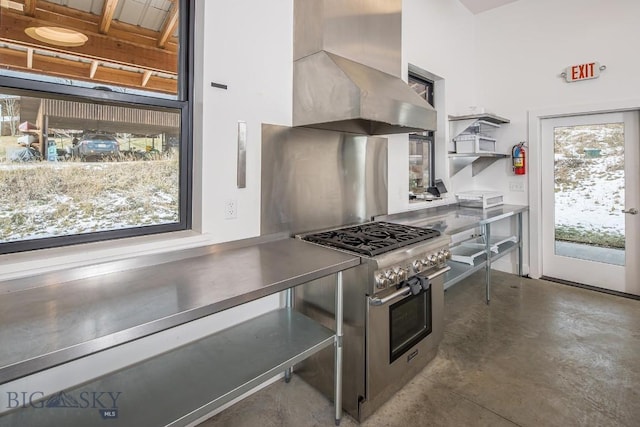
top-left (302, 221), bottom-right (441, 257)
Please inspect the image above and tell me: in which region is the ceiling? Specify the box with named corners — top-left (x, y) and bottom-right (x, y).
top-left (0, 0), bottom-right (179, 94)
top-left (458, 0), bottom-right (520, 14)
top-left (0, 0), bottom-right (519, 95)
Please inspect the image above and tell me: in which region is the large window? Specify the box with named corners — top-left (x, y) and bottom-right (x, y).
top-left (0, 0), bottom-right (193, 254)
top-left (408, 73), bottom-right (435, 200)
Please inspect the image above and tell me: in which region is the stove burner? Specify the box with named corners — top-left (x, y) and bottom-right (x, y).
top-left (302, 221), bottom-right (441, 257)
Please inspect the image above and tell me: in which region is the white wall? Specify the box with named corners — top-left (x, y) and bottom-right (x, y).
top-left (473, 0), bottom-right (640, 201)
top-left (197, 0), bottom-right (293, 242)
top-left (388, 0), bottom-right (477, 214)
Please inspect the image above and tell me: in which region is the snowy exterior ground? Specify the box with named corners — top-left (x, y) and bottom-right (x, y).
top-left (554, 123), bottom-right (625, 241)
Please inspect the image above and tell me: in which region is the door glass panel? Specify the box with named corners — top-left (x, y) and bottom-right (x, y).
top-left (553, 122), bottom-right (625, 265)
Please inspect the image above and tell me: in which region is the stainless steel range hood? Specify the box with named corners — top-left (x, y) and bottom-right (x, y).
top-left (293, 0), bottom-right (437, 135)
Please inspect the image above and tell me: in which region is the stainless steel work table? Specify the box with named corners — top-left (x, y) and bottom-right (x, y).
top-left (0, 235), bottom-right (359, 426)
top-left (378, 204), bottom-right (528, 303)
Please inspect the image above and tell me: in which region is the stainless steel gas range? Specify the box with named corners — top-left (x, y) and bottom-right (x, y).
top-left (294, 221), bottom-right (451, 422)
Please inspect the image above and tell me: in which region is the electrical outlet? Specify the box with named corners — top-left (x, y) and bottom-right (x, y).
top-left (509, 181), bottom-right (525, 192)
top-left (224, 199), bottom-right (237, 219)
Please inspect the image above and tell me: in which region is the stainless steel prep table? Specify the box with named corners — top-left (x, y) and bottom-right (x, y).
top-left (0, 235), bottom-right (359, 426)
top-left (377, 204), bottom-right (528, 303)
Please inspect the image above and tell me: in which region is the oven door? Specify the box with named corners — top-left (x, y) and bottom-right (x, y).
top-left (388, 283), bottom-right (432, 362)
top-left (365, 267), bottom-right (448, 410)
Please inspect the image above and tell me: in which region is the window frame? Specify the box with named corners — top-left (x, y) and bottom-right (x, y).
top-left (0, 0), bottom-right (194, 255)
top-left (408, 73), bottom-right (436, 192)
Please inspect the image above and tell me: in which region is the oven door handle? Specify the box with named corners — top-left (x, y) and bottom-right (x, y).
top-left (369, 287), bottom-right (412, 306)
top-left (369, 266), bottom-right (452, 306)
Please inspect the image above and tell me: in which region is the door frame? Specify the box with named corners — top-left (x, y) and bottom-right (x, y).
top-left (528, 99), bottom-right (640, 279)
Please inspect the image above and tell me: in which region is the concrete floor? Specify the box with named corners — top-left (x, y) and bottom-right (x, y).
top-left (199, 271), bottom-right (640, 427)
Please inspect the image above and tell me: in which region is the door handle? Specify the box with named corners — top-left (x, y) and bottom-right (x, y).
top-left (369, 288), bottom-right (412, 306)
top-left (621, 208), bottom-right (638, 215)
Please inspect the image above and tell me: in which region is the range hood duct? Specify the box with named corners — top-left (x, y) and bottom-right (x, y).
top-left (293, 0), bottom-right (437, 135)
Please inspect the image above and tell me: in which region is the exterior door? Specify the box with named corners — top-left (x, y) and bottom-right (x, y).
top-left (541, 111), bottom-right (640, 295)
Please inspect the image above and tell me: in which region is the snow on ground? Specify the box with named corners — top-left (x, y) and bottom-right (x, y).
top-left (1, 160), bottom-right (179, 242)
top-left (555, 160), bottom-right (624, 233)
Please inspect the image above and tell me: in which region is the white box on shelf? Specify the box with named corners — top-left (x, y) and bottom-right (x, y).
top-left (456, 191), bottom-right (504, 209)
top-left (453, 135), bottom-right (497, 153)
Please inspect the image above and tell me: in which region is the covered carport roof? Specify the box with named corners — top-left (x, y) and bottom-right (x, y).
top-left (20, 95), bottom-right (180, 135)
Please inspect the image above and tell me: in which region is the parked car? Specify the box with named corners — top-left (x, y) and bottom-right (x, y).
top-left (71, 134), bottom-right (120, 160)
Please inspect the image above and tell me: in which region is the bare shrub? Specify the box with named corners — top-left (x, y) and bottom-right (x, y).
top-left (0, 156), bottom-right (179, 242)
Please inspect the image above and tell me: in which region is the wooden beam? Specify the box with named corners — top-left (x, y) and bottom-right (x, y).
top-left (0, 10), bottom-right (177, 74)
top-left (0, 45), bottom-right (27, 66)
top-left (0, 46), bottom-right (177, 94)
top-left (36, 1), bottom-right (178, 52)
top-left (94, 68), bottom-right (177, 94)
top-left (99, 0), bottom-right (119, 34)
top-left (23, 0), bottom-right (37, 16)
top-left (157, 3), bottom-right (178, 48)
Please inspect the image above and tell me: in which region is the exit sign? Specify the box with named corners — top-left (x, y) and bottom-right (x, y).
top-left (564, 61), bottom-right (602, 82)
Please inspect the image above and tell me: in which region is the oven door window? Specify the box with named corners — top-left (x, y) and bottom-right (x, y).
top-left (389, 288), bottom-right (432, 362)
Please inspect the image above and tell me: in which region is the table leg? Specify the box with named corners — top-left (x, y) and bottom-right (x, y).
top-left (517, 212), bottom-right (523, 277)
top-left (485, 223), bottom-right (491, 305)
top-left (284, 287), bottom-right (293, 383)
top-left (334, 271), bottom-right (343, 425)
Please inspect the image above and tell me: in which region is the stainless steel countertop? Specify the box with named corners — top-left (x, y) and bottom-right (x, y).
top-left (376, 204), bottom-right (528, 235)
top-left (0, 236), bottom-right (360, 384)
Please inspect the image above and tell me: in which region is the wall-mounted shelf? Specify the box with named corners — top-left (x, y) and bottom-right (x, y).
top-left (448, 113), bottom-right (510, 176)
top-left (448, 113), bottom-right (510, 124)
top-left (448, 152), bottom-right (509, 176)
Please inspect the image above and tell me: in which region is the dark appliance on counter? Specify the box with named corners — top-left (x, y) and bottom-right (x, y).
top-left (426, 178), bottom-right (448, 198)
top-left (295, 221), bottom-right (451, 421)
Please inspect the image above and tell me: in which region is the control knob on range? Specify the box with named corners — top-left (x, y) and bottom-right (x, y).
top-left (375, 273), bottom-right (390, 290)
top-left (424, 254), bottom-right (437, 268)
top-left (439, 249), bottom-right (451, 264)
top-left (394, 267), bottom-right (408, 282)
top-left (412, 260), bottom-right (423, 273)
top-left (385, 269), bottom-right (398, 285)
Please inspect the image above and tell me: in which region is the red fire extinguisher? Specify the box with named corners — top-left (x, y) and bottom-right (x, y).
top-left (512, 142), bottom-right (526, 175)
